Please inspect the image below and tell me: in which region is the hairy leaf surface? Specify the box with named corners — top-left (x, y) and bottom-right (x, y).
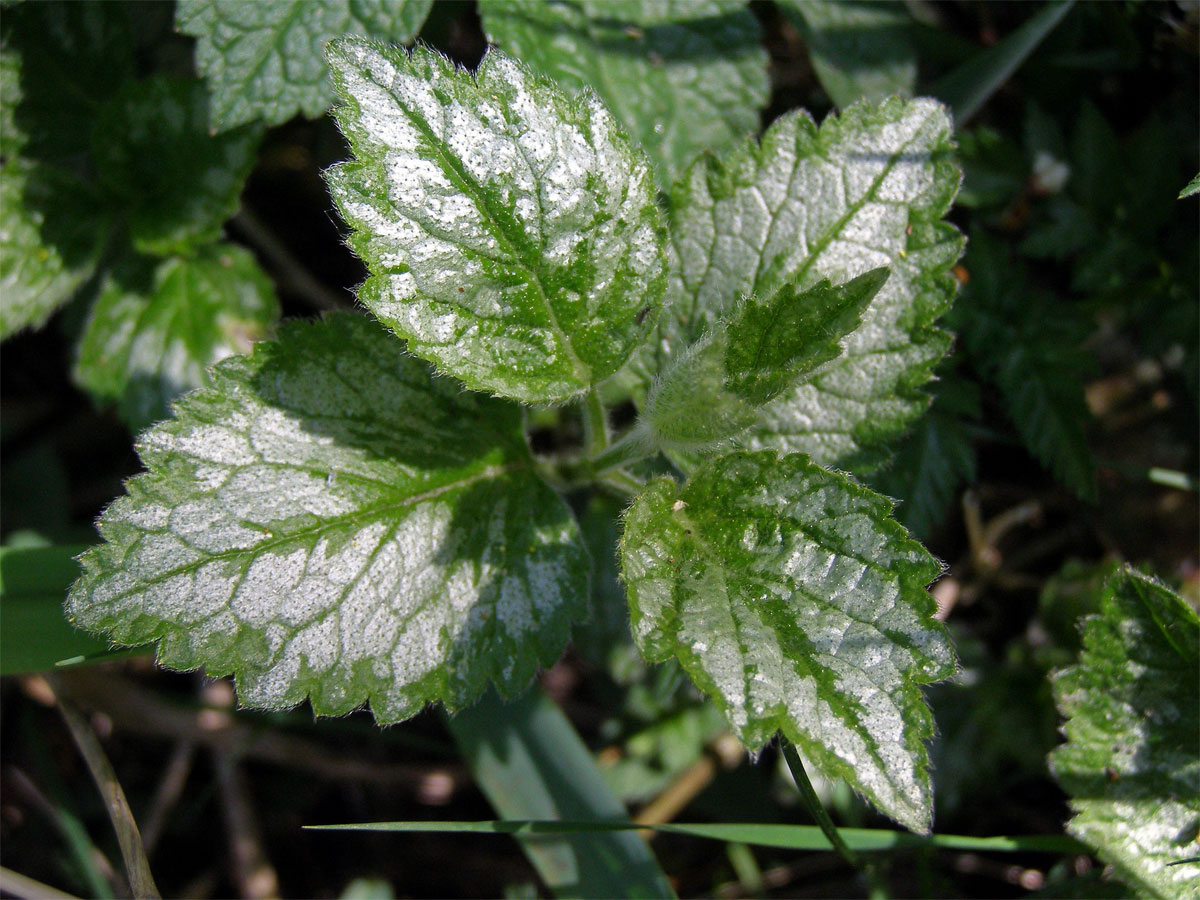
top-left (73, 246), bottom-right (280, 430)
top-left (646, 269), bottom-right (887, 450)
top-left (780, 0), bottom-right (917, 108)
top-left (325, 40), bottom-right (667, 403)
top-left (68, 314), bottom-right (589, 722)
top-left (1050, 568), bottom-right (1200, 899)
top-left (620, 451), bottom-right (955, 832)
top-left (640, 97), bottom-right (962, 473)
top-left (177, 0), bottom-right (432, 130)
top-left (481, 0), bottom-right (769, 187)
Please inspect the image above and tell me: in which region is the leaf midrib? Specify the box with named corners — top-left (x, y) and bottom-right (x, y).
top-left (375, 63), bottom-right (593, 387)
top-left (90, 461), bottom-right (528, 604)
top-left (664, 495), bottom-right (921, 809)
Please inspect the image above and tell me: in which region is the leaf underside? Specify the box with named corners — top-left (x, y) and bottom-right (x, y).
top-left (176, 0), bottom-right (433, 130)
top-left (67, 314), bottom-right (590, 723)
top-left (325, 40), bottom-right (667, 404)
top-left (481, 0), bottom-right (770, 187)
top-left (638, 96), bottom-right (963, 475)
top-left (1050, 568), bottom-right (1200, 899)
top-left (620, 450), bottom-right (955, 833)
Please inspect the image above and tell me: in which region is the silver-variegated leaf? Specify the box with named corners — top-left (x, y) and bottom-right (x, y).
top-left (620, 450), bottom-right (955, 832)
top-left (325, 40), bottom-right (667, 404)
top-left (639, 97), bottom-right (962, 474)
top-left (68, 314), bottom-right (590, 722)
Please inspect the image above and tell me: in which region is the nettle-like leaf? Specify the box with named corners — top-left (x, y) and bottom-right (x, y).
top-left (620, 450), bottom-right (955, 832)
top-left (325, 40), bottom-right (667, 404)
top-left (67, 314), bottom-right (590, 722)
top-left (176, 0), bottom-right (433, 130)
top-left (779, 0), bottom-right (917, 108)
top-left (1050, 568), bottom-right (1200, 899)
top-left (90, 76), bottom-right (262, 257)
top-left (73, 245), bottom-right (280, 431)
top-left (0, 53), bottom-right (82, 338)
top-left (1, 46), bottom-right (23, 158)
top-left (639, 97), bottom-right (962, 474)
top-left (0, 18), bottom-right (114, 339)
top-left (4, 0), bottom-right (135, 166)
top-left (0, 158), bottom-right (96, 340)
top-left (1180, 172), bottom-right (1200, 200)
top-left (480, 0), bottom-right (769, 187)
top-left (646, 268), bottom-right (887, 450)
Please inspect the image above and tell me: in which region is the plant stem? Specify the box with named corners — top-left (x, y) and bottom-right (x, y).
top-left (598, 469), bottom-right (647, 499)
top-left (779, 740), bottom-right (859, 869)
top-left (587, 422), bottom-right (654, 477)
top-left (582, 387), bottom-right (610, 457)
top-left (780, 738), bottom-right (890, 897)
top-left (230, 207), bottom-right (350, 312)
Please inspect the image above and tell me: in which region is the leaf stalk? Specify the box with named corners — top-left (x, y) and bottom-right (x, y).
top-left (586, 422), bottom-right (655, 477)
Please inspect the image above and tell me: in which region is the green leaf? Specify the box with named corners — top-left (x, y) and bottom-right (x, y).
top-left (90, 76), bottom-right (262, 257)
top-left (324, 41), bottom-right (667, 404)
top-left (930, 1), bottom-right (1076, 124)
top-left (67, 313), bottom-right (590, 722)
top-left (994, 344), bottom-right (1095, 501)
top-left (176, 0), bottom-right (433, 130)
top-left (779, 0), bottom-right (917, 108)
top-left (4, 0), bottom-right (135, 166)
top-left (1179, 172), bottom-right (1200, 200)
top-left (869, 376), bottom-right (980, 539)
top-left (447, 687), bottom-right (676, 899)
top-left (0, 157), bottom-right (96, 339)
top-left (72, 245), bottom-right (280, 431)
top-left (0, 43), bottom-right (106, 338)
top-left (480, 0), bottom-right (769, 187)
top-left (645, 268), bottom-right (888, 450)
top-left (1050, 568), bottom-right (1200, 899)
top-left (1, 44), bottom-right (25, 158)
top-left (956, 230), bottom-right (1096, 500)
top-left (640, 97), bottom-right (962, 474)
top-left (619, 450), bottom-right (955, 833)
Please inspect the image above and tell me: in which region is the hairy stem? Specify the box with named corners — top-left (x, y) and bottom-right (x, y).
top-left (582, 387), bottom-right (610, 457)
top-left (587, 421), bottom-right (655, 477)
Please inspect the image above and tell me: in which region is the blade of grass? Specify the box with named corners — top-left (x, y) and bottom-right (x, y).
top-left (930, 0), bottom-right (1076, 123)
top-left (779, 739), bottom-right (859, 867)
top-left (0, 545), bottom-right (151, 674)
top-left (0, 865), bottom-right (83, 900)
top-left (444, 687), bottom-right (676, 899)
top-left (52, 684), bottom-right (161, 900)
top-left (780, 739), bottom-right (889, 897)
top-left (0, 544), bottom-right (91, 596)
top-left (6, 764), bottom-right (116, 900)
top-left (306, 819), bottom-right (1087, 855)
